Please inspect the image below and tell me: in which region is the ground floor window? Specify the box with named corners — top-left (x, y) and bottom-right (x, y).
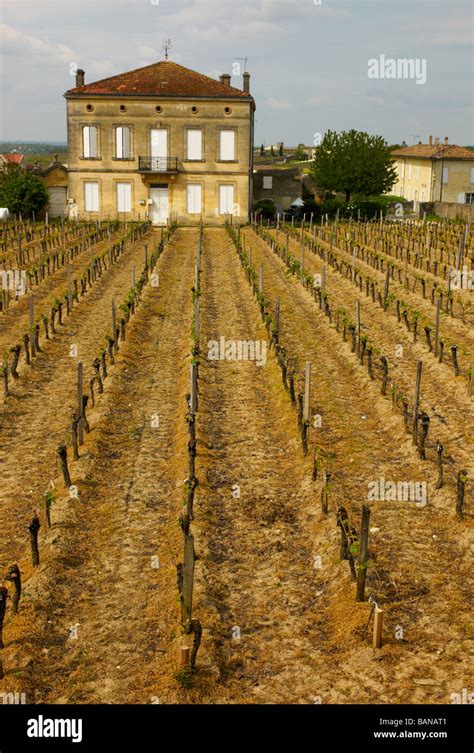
top-left (219, 184), bottom-right (235, 215)
top-left (116, 182), bottom-right (132, 213)
top-left (465, 193), bottom-right (474, 205)
top-left (187, 183), bottom-right (202, 214)
top-left (84, 181), bottom-right (99, 212)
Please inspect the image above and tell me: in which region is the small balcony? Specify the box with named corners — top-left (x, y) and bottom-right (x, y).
top-left (138, 157), bottom-right (179, 173)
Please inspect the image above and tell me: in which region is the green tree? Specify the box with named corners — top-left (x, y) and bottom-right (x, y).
top-left (270, 145), bottom-right (275, 156)
top-left (278, 143), bottom-right (284, 157)
top-left (310, 130), bottom-right (397, 202)
top-left (0, 167), bottom-right (49, 216)
top-left (260, 143), bottom-right (265, 156)
top-left (294, 143), bottom-right (308, 161)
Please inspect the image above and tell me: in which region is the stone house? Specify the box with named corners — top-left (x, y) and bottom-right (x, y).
top-left (41, 159), bottom-right (69, 217)
top-left (64, 60), bottom-right (255, 224)
top-left (391, 137), bottom-right (474, 206)
top-left (253, 167), bottom-right (304, 214)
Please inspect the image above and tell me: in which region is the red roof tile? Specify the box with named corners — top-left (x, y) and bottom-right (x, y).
top-left (392, 144), bottom-right (474, 160)
top-left (0, 153), bottom-right (24, 164)
top-left (65, 60), bottom-right (251, 100)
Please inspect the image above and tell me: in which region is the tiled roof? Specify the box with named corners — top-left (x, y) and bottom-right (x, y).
top-left (65, 60), bottom-right (251, 99)
top-left (0, 153), bottom-right (24, 164)
top-left (392, 144), bottom-right (474, 160)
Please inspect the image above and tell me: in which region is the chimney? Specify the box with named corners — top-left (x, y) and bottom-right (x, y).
top-left (219, 73), bottom-right (231, 87)
top-left (428, 135), bottom-right (433, 146)
top-left (76, 69), bottom-right (85, 87)
top-left (444, 136), bottom-right (449, 145)
top-left (243, 71), bottom-right (250, 94)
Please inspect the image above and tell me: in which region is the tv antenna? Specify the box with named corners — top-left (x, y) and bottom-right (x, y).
top-left (163, 38), bottom-right (172, 60)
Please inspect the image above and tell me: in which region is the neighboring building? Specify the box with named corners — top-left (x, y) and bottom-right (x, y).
top-left (64, 60), bottom-right (255, 224)
top-left (41, 157), bottom-right (69, 217)
top-left (0, 153), bottom-right (25, 170)
top-left (253, 167), bottom-right (304, 213)
top-left (391, 137), bottom-right (474, 205)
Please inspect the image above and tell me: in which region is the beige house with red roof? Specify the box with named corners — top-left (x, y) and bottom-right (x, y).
top-left (64, 60), bottom-right (255, 224)
top-left (391, 137), bottom-right (474, 206)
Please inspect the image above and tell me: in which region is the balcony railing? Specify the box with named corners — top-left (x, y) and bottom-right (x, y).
top-left (138, 157), bottom-right (179, 173)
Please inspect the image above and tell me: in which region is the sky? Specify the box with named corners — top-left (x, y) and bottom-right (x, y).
top-left (0, 0), bottom-right (472, 146)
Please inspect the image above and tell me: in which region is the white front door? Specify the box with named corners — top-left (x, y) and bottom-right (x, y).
top-left (149, 186), bottom-right (169, 225)
top-left (150, 128), bottom-right (168, 171)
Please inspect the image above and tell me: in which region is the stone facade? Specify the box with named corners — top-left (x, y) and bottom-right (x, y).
top-left (252, 168), bottom-right (303, 213)
top-left (391, 141), bottom-right (474, 206)
top-left (65, 62), bottom-right (255, 225)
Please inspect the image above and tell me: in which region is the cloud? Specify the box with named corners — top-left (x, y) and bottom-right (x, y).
top-left (265, 97), bottom-right (290, 110)
top-left (0, 23), bottom-right (75, 64)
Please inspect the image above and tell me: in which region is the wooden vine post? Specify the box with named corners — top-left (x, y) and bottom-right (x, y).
top-left (303, 362), bottom-right (311, 422)
top-left (355, 300), bottom-right (361, 356)
top-left (412, 361), bottom-right (423, 445)
top-left (274, 297), bottom-right (280, 342)
top-left (112, 298), bottom-right (118, 354)
top-left (434, 297), bottom-right (441, 357)
top-left (182, 533), bottom-right (195, 626)
top-left (373, 605), bottom-right (384, 649)
top-left (190, 363), bottom-right (198, 414)
top-left (67, 263), bottom-right (72, 311)
top-left (77, 362), bottom-right (84, 445)
top-left (356, 504), bottom-right (370, 601)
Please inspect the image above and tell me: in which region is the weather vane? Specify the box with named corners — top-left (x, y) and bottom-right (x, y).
top-left (163, 38), bottom-right (172, 60)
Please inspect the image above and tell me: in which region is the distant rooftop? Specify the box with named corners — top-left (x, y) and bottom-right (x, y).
top-left (0, 153), bottom-right (24, 165)
top-left (392, 143), bottom-right (474, 160)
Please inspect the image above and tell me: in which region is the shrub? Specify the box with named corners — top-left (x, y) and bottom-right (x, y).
top-left (253, 199), bottom-right (276, 220)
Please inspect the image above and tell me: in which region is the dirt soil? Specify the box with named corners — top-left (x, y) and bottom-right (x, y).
top-left (0, 227), bottom-right (472, 705)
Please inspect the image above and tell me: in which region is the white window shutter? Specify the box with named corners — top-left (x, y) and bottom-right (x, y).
top-left (219, 185), bottom-right (234, 214)
top-left (117, 183), bottom-right (131, 212)
top-left (90, 127), bottom-right (97, 158)
top-left (470, 168), bottom-right (474, 184)
top-left (458, 192), bottom-right (465, 204)
top-left (123, 127), bottom-right (130, 158)
top-left (442, 167), bottom-right (449, 184)
top-left (83, 127), bottom-right (90, 158)
top-left (263, 176), bottom-right (272, 189)
top-left (116, 128), bottom-right (130, 159)
top-left (187, 184), bottom-right (202, 214)
top-left (116, 127), bottom-right (123, 158)
top-left (84, 127), bottom-right (98, 158)
top-left (187, 130), bottom-right (202, 160)
top-left (220, 131), bottom-right (235, 160)
top-left (84, 182), bottom-right (99, 211)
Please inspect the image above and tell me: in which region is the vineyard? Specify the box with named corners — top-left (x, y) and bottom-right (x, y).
top-left (0, 215), bottom-right (472, 705)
